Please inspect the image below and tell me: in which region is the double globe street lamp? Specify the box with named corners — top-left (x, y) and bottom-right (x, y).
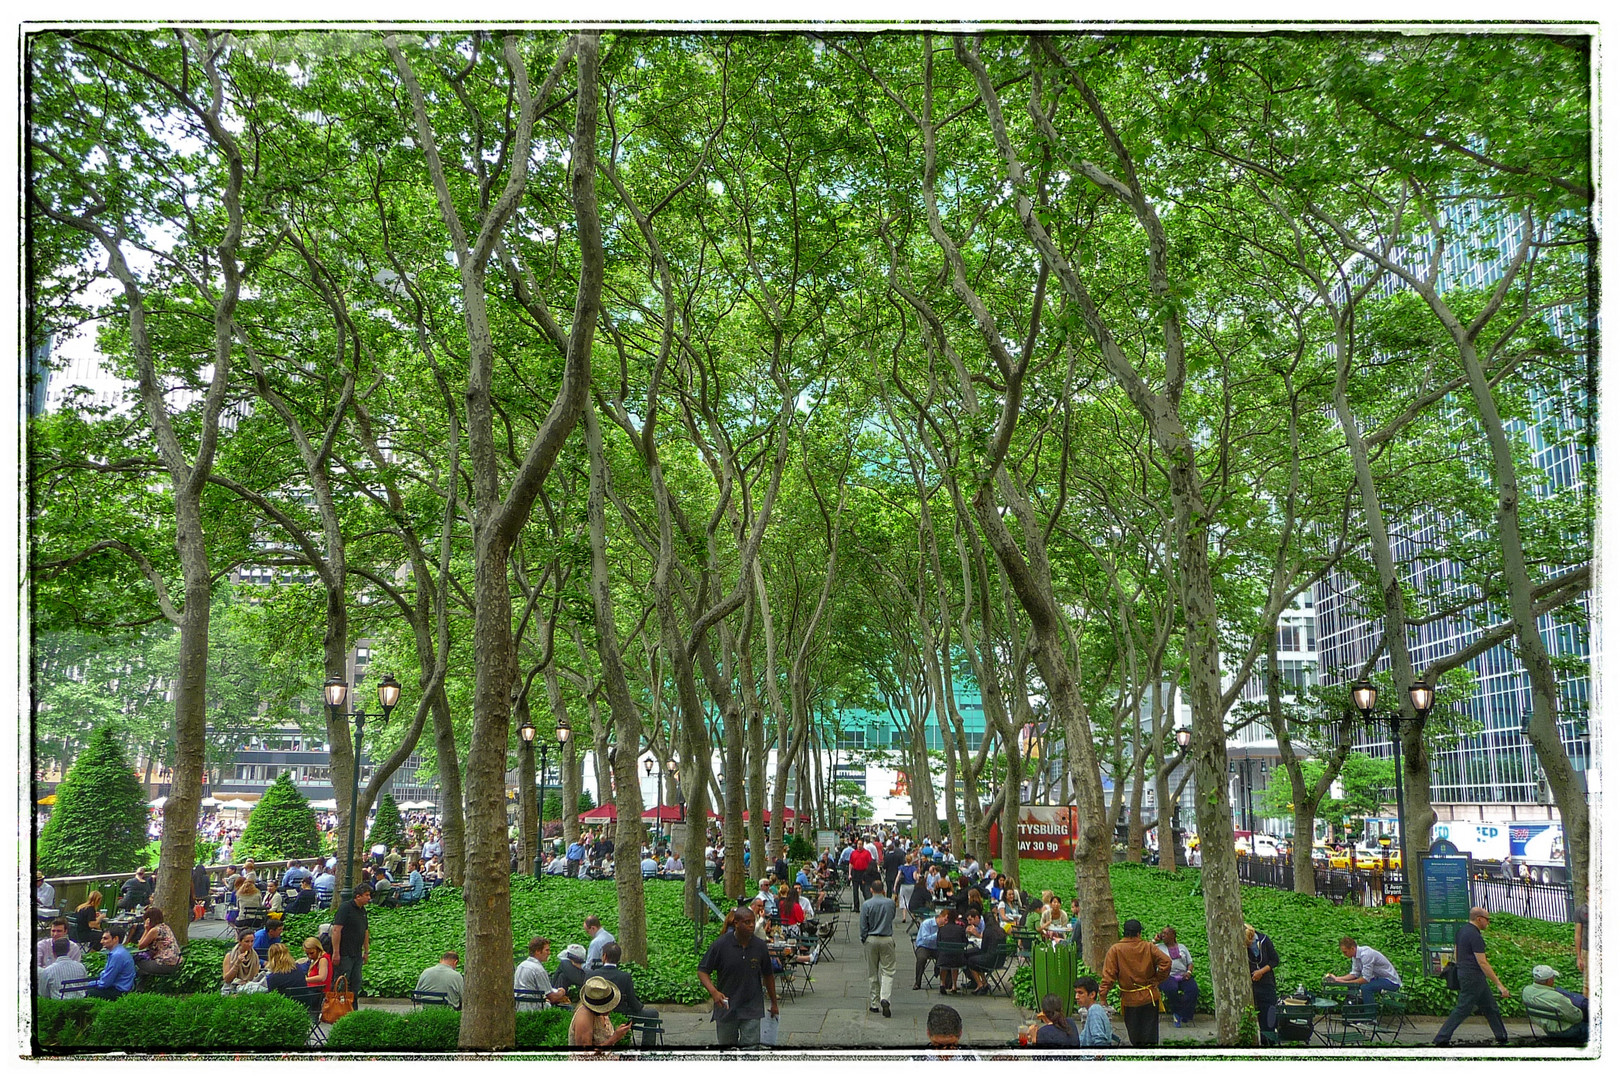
top-left (1349, 677), bottom-right (1436, 931)
top-left (325, 672), bottom-right (402, 902)
top-left (518, 716), bottom-right (572, 883)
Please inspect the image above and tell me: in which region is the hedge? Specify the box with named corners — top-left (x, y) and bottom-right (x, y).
top-left (367, 791), bottom-right (406, 852)
top-left (35, 991), bottom-right (309, 1051)
top-left (79, 939), bottom-right (234, 997)
top-left (1011, 861), bottom-right (1583, 1016)
top-left (326, 1004), bottom-right (626, 1050)
top-left (233, 772), bottom-right (322, 862)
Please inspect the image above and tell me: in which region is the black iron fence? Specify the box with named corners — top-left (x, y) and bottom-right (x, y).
top-left (1232, 855), bottom-right (1573, 923)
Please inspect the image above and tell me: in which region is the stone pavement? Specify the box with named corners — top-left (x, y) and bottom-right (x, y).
top-left (349, 915), bottom-right (1552, 1051)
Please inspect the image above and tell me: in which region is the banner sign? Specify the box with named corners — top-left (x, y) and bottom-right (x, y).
top-left (987, 805), bottom-right (1079, 860)
top-left (1421, 855), bottom-right (1471, 947)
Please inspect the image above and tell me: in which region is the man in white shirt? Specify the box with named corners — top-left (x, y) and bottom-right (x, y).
top-left (36, 872), bottom-right (56, 911)
top-left (1326, 936), bottom-right (1403, 1003)
top-left (513, 936), bottom-right (570, 1009)
top-left (641, 854), bottom-right (660, 878)
top-left (584, 915), bottom-right (616, 968)
top-left (38, 936), bottom-right (89, 999)
top-left (664, 852), bottom-right (684, 874)
top-left (37, 919), bottom-right (82, 968)
top-left (962, 854), bottom-right (981, 881)
top-left (754, 878), bottom-right (779, 918)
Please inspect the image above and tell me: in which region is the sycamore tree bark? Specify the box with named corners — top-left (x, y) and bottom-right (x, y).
top-left (30, 30), bottom-right (247, 946)
top-left (389, 31), bottom-right (600, 1048)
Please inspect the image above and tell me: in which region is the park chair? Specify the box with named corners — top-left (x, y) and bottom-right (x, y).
top-left (1372, 988), bottom-right (1411, 1042)
top-left (934, 940), bottom-right (969, 991)
top-left (1329, 1001), bottom-right (1380, 1048)
top-left (1268, 1002), bottom-right (1318, 1046)
top-left (1524, 1000), bottom-right (1586, 1044)
top-left (411, 989), bottom-right (453, 1010)
top-left (814, 917), bottom-right (840, 963)
top-left (979, 945), bottom-right (1015, 997)
top-left (56, 976), bottom-right (100, 1000)
top-left (790, 943), bottom-right (821, 997)
top-left (624, 1013), bottom-right (664, 1048)
top-left (279, 985), bottom-right (327, 1046)
top-left (1008, 928), bottom-right (1039, 972)
top-left (514, 988), bottom-right (552, 1009)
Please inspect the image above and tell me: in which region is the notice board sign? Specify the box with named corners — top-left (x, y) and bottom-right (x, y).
top-left (1421, 854), bottom-right (1471, 949)
top-left (988, 806), bottom-right (1079, 860)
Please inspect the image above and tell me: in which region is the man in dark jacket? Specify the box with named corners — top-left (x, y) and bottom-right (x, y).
top-left (1244, 923), bottom-right (1282, 1034)
top-left (598, 942), bottom-right (658, 1046)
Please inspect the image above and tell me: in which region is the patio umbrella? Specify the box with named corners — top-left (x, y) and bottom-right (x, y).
top-left (37, 794), bottom-right (57, 806)
top-left (148, 796), bottom-right (168, 808)
top-left (200, 797), bottom-right (220, 807)
top-left (580, 803), bottom-right (618, 823)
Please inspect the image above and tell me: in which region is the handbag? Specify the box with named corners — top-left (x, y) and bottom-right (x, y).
top-left (322, 974), bottom-right (355, 1023)
top-left (1442, 961), bottom-right (1460, 992)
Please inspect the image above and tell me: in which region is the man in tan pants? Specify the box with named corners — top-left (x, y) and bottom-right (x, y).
top-left (860, 880), bottom-right (898, 1017)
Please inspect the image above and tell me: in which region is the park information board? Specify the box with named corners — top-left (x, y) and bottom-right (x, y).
top-left (1421, 854), bottom-right (1471, 950)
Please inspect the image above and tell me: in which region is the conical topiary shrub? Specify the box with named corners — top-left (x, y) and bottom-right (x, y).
top-left (233, 772), bottom-right (321, 861)
top-left (38, 726), bottom-right (149, 876)
top-left (366, 790), bottom-right (405, 852)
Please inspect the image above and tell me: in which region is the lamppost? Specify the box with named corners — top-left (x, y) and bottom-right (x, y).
top-left (669, 758), bottom-right (684, 822)
top-left (645, 758), bottom-right (660, 850)
top-left (327, 672), bottom-right (402, 902)
top-left (520, 717), bottom-right (572, 881)
top-left (1351, 678), bottom-right (1434, 932)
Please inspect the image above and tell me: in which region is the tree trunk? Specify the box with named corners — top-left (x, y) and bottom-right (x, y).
top-left (430, 686), bottom-right (467, 887)
top-left (154, 522), bottom-right (210, 947)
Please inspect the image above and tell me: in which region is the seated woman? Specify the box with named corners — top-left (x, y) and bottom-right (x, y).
top-left (777, 886), bottom-right (806, 936)
top-left (935, 909), bottom-right (969, 994)
top-left (222, 929), bottom-right (261, 985)
top-left (265, 881), bottom-right (286, 915)
top-left (1023, 992), bottom-right (1081, 1047)
top-left (235, 879), bottom-right (265, 926)
top-left (1155, 926), bottom-right (1198, 1027)
top-left (263, 942), bottom-right (309, 992)
top-left (1038, 896), bottom-right (1069, 940)
top-left (570, 976), bottom-right (631, 1049)
top-left (302, 937), bottom-right (332, 991)
top-left (132, 905), bottom-right (183, 982)
top-left (72, 892), bottom-right (104, 948)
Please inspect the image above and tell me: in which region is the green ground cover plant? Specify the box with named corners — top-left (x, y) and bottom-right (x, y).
top-left (1012, 861), bottom-right (1581, 1015)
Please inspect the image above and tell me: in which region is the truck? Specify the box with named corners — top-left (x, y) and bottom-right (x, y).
top-left (1427, 820), bottom-right (1568, 884)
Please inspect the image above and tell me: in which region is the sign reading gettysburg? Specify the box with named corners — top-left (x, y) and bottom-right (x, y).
top-left (987, 806), bottom-right (1080, 860)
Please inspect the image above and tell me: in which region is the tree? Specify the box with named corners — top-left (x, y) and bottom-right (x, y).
top-left (38, 726), bottom-right (148, 877)
top-left (233, 773), bottom-right (322, 862)
top-left (367, 791), bottom-right (407, 852)
top-left (1258, 753), bottom-right (1395, 833)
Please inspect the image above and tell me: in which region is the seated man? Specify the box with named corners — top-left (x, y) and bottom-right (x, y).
top-left (290, 878), bottom-right (318, 915)
top-left (1074, 975), bottom-right (1120, 1047)
top-left (1325, 935), bottom-right (1403, 1003)
top-left (1522, 964), bottom-right (1587, 1042)
top-left (544, 852), bottom-right (570, 876)
top-left (397, 859), bottom-right (428, 904)
top-left (597, 942), bottom-right (659, 1046)
top-left (414, 950), bottom-right (464, 1009)
top-left (36, 871), bottom-right (57, 912)
top-left (252, 918), bottom-right (287, 953)
top-left (370, 868), bottom-right (399, 908)
top-left (38, 935), bottom-right (90, 999)
top-left (313, 866), bottom-right (337, 902)
top-left (584, 916), bottom-right (615, 968)
top-left (664, 852), bottom-right (684, 875)
top-left (37, 918), bottom-right (82, 969)
top-left (753, 878), bottom-right (779, 919)
top-left (641, 853), bottom-right (659, 879)
top-left (86, 927), bottom-right (136, 1000)
top-left (117, 867), bottom-right (155, 912)
top-left (514, 937), bottom-right (571, 1009)
top-left (280, 860), bottom-right (311, 890)
top-left (552, 943), bottom-right (592, 1000)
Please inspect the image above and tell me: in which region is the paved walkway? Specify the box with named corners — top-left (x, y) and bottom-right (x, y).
top-left (350, 915), bottom-right (1549, 1051)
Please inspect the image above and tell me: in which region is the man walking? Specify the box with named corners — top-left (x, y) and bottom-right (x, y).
top-left (1099, 918), bottom-right (1171, 1047)
top-left (860, 879), bottom-right (898, 1017)
top-left (1434, 906), bottom-right (1511, 1046)
top-left (697, 906), bottom-right (779, 1049)
top-left (330, 880), bottom-right (372, 999)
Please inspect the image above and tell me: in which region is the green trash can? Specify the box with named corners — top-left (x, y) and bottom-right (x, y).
top-left (1032, 939), bottom-right (1078, 1005)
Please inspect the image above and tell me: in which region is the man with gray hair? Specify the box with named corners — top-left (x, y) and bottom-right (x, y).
top-left (1434, 906), bottom-right (1510, 1046)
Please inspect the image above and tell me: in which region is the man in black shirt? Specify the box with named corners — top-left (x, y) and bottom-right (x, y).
top-left (1434, 906), bottom-right (1510, 1046)
top-left (698, 907), bottom-right (778, 1049)
top-left (117, 867), bottom-right (155, 912)
top-left (331, 881), bottom-right (372, 998)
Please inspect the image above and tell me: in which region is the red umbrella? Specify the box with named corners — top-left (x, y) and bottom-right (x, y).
top-left (580, 803), bottom-right (618, 823)
top-left (741, 806), bottom-right (799, 823)
top-left (640, 804), bottom-right (687, 824)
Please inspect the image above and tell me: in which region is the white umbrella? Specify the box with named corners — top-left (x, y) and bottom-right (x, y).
top-left (309, 799), bottom-right (338, 810)
top-left (148, 796), bottom-right (168, 808)
top-left (220, 799), bottom-right (254, 810)
top-left (200, 797), bottom-right (220, 807)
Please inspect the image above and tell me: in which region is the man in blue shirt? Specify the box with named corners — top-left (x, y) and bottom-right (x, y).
top-left (87, 927), bottom-right (136, 1000)
top-left (281, 860), bottom-right (312, 890)
top-left (1073, 976), bottom-right (1119, 1047)
top-left (398, 859), bottom-right (428, 903)
top-left (567, 838), bottom-right (586, 879)
top-left (252, 919), bottom-right (286, 952)
top-left (913, 907), bottom-right (945, 989)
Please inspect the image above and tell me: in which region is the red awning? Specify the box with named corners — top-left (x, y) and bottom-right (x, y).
top-left (741, 806), bottom-right (799, 822)
top-left (580, 803), bottom-right (618, 823)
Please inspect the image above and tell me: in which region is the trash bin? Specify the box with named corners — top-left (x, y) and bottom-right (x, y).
top-left (1032, 939), bottom-right (1078, 1004)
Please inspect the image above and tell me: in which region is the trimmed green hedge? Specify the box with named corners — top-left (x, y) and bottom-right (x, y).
top-left (35, 991), bottom-right (309, 1051)
top-left (1012, 861), bottom-right (1583, 1016)
top-left (327, 1005), bottom-right (625, 1049)
top-left (79, 939), bottom-right (232, 997)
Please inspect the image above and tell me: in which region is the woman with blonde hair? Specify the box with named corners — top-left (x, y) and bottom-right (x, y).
top-left (303, 937), bottom-right (331, 990)
top-left (264, 942), bottom-right (307, 991)
top-left (236, 877), bottom-right (264, 923)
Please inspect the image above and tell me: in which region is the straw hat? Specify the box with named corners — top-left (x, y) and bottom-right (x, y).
top-left (581, 976), bottom-right (621, 1015)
